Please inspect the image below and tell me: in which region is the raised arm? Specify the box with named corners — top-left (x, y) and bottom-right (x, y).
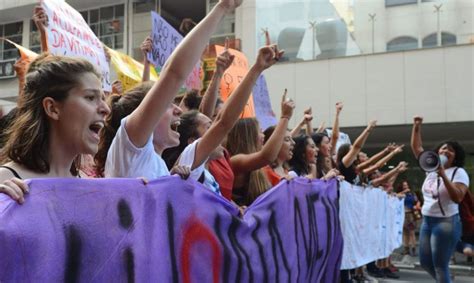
top-left (199, 42), bottom-right (234, 118)
top-left (362, 144), bottom-right (404, 175)
top-left (304, 107), bottom-right (313, 136)
top-left (140, 36), bottom-right (153, 82)
top-left (341, 120), bottom-right (377, 168)
top-left (126, 0), bottom-right (242, 147)
top-left (191, 44), bottom-right (283, 169)
top-left (330, 102), bottom-right (343, 156)
top-left (357, 143), bottom-right (394, 170)
top-left (316, 121), bottom-right (326, 133)
top-left (231, 90), bottom-right (295, 172)
top-left (33, 6), bottom-right (48, 52)
top-left (291, 107), bottom-right (312, 137)
top-left (371, 161), bottom-right (408, 188)
top-left (411, 116), bottom-right (424, 159)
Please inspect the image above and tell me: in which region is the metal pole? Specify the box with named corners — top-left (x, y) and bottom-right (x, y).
top-left (369, 13), bottom-right (376, 53)
top-left (434, 4), bottom-right (442, 47)
top-left (309, 21), bottom-right (317, 60)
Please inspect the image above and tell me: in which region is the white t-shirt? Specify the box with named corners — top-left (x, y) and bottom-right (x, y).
top-left (105, 117), bottom-right (170, 178)
top-left (178, 138), bottom-right (221, 196)
top-left (421, 167), bottom-right (470, 217)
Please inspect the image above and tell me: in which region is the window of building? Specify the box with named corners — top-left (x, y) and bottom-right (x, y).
top-left (134, 0), bottom-right (158, 14)
top-left (387, 36), bottom-right (418, 52)
top-left (0, 22), bottom-right (23, 60)
top-left (209, 0), bottom-right (235, 38)
top-left (385, 0), bottom-right (417, 7)
top-left (80, 4), bottom-right (125, 49)
top-left (422, 32), bottom-right (457, 48)
top-left (29, 20), bottom-right (42, 54)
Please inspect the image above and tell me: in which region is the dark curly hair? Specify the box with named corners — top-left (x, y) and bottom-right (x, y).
top-left (288, 135), bottom-right (312, 176)
top-left (435, 140), bottom-right (465, 168)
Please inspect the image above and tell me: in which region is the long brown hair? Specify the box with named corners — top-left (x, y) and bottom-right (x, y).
top-left (94, 81), bottom-right (154, 176)
top-left (0, 54), bottom-right (100, 175)
top-left (226, 118), bottom-right (270, 205)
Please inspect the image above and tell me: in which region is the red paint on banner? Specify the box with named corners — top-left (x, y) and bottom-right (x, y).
top-left (180, 217), bottom-right (221, 283)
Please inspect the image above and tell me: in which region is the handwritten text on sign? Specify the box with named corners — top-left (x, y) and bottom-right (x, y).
top-left (42, 0), bottom-right (111, 91)
top-left (0, 178), bottom-right (342, 282)
top-left (148, 11), bottom-right (201, 90)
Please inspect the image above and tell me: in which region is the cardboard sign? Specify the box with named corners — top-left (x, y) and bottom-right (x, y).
top-left (41, 0), bottom-right (111, 91)
top-left (148, 11), bottom-right (201, 91)
top-left (215, 45), bottom-right (255, 118)
top-left (106, 47), bottom-right (158, 91)
top-left (0, 177), bottom-right (342, 282)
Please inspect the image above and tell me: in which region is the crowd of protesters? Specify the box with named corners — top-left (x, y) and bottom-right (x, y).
top-left (0, 1), bottom-right (472, 282)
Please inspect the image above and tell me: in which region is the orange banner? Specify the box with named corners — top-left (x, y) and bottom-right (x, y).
top-left (214, 45), bottom-right (255, 118)
top-left (0, 38), bottom-right (38, 96)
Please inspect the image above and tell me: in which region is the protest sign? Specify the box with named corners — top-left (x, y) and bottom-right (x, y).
top-left (215, 45), bottom-right (255, 118)
top-left (106, 47), bottom-right (158, 91)
top-left (339, 181), bottom-right (404, 269)
top-left (0, 177), bottom-right (342, 282)
top-left (148, 11), bottom-right (201, 90)
top-left (326, 129), bottom-right (351, 153)
top-left (252, 74), bottom-right (277, 130)
top-left (41, 0), bottom-right (111, 91)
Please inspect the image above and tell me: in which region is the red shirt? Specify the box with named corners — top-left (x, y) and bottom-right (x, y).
top-left (208, 149), bottom-right (234, 201)
top-left (263, 165), bottom-right (282, 187)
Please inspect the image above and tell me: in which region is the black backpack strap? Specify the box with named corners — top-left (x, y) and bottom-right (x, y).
top-left (451, 167), bottom-right (459, 182)
top-left (0, 165), bottom-right (22, 179)
top-left (437, 167), bottom-right (460, 216)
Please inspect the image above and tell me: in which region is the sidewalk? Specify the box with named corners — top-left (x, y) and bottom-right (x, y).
top-left (390, 246), bottom-right (474, 276)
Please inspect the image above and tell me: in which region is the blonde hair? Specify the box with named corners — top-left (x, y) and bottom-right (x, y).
top-left (226, 118), bottom-right (270, 205)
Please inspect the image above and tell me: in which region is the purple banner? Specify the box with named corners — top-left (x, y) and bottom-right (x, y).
top-left (0, 177), bottom-right (342, 282)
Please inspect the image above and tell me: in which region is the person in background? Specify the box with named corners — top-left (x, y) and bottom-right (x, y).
top-left (162, 43), bottom-right (283, 195)
top-left (226, 90), bottom-right (294, 206)
top-left (262, 127), bottom-right (296, 186)
top-left (99, 0), bottom-right (244, 180)
top-left (397, 180), bottom-right (421, 256)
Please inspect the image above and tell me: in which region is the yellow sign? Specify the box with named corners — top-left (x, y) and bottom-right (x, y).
top-left (106, 47), bottom-right (158, 92)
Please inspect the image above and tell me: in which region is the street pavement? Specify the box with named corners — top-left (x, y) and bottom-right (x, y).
top-left (378, 269), bottom-right (474, 283)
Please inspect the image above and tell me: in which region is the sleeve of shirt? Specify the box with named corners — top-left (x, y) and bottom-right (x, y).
top-left (178, 138), bottom-right (208, 181)
top-left (105, 117), bottom-right (155, 177)
top-left (453, 168), bottom-right (470, 187)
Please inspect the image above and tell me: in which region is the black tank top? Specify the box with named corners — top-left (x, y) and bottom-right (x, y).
top-left (0, 165), bottom-right (22, 179)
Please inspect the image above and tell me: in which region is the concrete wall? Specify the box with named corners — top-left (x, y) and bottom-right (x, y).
top-left (262, 44), bottom-right (474, 128)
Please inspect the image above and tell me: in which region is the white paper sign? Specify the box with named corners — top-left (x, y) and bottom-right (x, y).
top-left (41, 0), bottom-right (111, 91)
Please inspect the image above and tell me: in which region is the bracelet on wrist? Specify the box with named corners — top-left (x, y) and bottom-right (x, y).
top-left (281, 116), bottom-right (290, 120)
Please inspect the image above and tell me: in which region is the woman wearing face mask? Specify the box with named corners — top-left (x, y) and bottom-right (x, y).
top-left (411, 116), bottom-right (469, 283)
top-left (0, 54), bottom-right (110, 203)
